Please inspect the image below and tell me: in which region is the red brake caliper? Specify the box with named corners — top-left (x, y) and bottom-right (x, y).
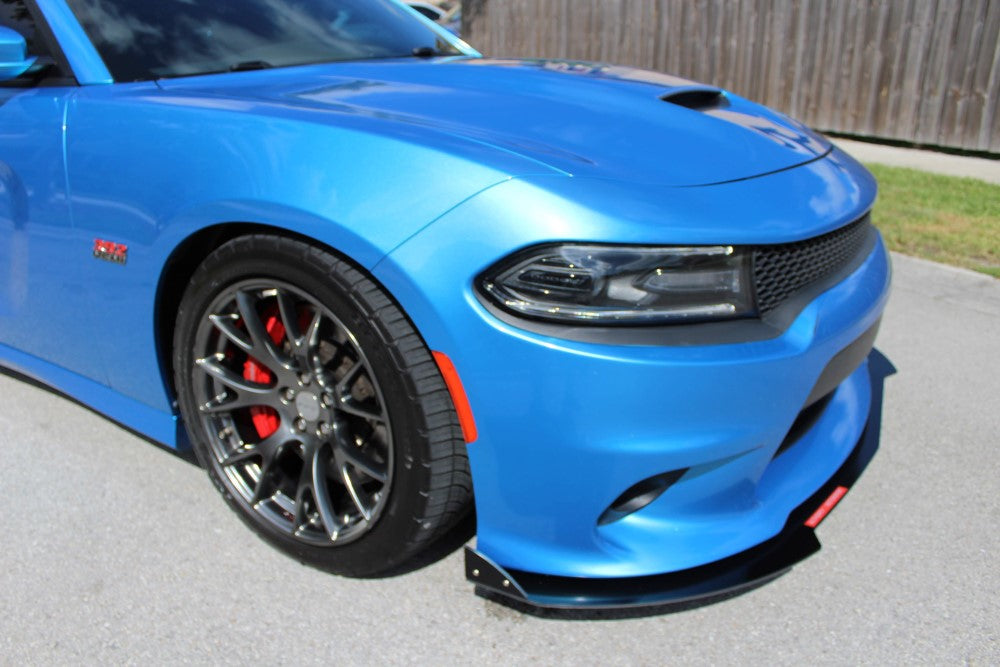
top-left (243, 312), bottom-right (285, 439)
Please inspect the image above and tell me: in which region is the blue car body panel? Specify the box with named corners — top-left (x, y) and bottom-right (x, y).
top-left (0, 0), bottom-right (891, 592)
top-left (375, 158), bottom-right (888, 577)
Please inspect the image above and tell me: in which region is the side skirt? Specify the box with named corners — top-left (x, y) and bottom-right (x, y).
top-left (0, 342), bottom-right (182, 448)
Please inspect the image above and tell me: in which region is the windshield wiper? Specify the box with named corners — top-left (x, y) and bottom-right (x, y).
top-left (229, 60), bottom-right (273, 72)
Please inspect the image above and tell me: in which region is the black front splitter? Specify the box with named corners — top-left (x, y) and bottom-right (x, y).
top-left (466, 419), bottom-right (877, 611)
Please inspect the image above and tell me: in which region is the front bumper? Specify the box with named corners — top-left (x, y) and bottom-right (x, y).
top-left (465, 409), bottom-right (879, 609)
top-left (374, 151), bottom-right (890, 598)
top-left (462, 239), bottom-right (888, 579)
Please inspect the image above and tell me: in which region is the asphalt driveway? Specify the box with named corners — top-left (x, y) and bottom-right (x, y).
top-left (1, 252), bottom-right (997, 664)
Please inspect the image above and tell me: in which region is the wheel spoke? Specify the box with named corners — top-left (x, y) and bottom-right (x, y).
top-left (341, 465), bottom-right (373, 522)
top-left (196, 354), bottom-right (275, 396)
top-left (199, 390), bottom-right (276, 414)
top-left (338, 397), bottom-right (386, 422)
top-left (236, 290), bottom-right (295, 372)
top-left (219, 443), bottom-right (260, 468)
top-left (230, 430), bottom-right (289, 470)
top-left (291, 483), bottom-right (310, 534)
top-left (304, 308), bottom-right (323, 346)
top-left (249, 455), bottom-right (282, 506)
top-left (208, 313), bottom-right (253, 353)
top-left (275, 289), bottom-right (304, 348)
top-left (310, 446), bottom-right (343, 539)
top-left (336, 361), bottom-right (364, 395)
top-left (334, 361), bottom-right (387, 422)
top-left (341, 443), bottom-right (388, 483)
top-left (255, 430), bottom-right (292, 462)
top-left (297, 308), bottom-right (330, 382)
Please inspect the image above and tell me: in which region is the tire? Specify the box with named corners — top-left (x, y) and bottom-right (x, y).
top-left (173, 234), bottom-right (472, 577)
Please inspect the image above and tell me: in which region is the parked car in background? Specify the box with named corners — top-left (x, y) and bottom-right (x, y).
top-left (406, 0), bottom-right (460, 34)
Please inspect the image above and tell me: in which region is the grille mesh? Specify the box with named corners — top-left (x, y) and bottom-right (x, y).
top-left (753, 216), bottom-right (872, 314)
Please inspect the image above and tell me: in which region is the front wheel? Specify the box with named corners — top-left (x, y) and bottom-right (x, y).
top-left (173, 235), bottom-right (471, 576)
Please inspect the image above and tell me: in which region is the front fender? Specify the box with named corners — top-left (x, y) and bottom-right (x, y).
top-left (63, 83), bottom-right (515, 417)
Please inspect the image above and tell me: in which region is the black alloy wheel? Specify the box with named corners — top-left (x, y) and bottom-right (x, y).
top-left (173, 235), bottom-right (471, 576)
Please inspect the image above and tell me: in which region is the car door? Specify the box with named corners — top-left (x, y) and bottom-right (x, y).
top-left (0, 1), bottom-right (106, 381)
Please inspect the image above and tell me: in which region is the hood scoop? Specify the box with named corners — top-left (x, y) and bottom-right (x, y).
top-left (660, 87), bottom-right (727, 111)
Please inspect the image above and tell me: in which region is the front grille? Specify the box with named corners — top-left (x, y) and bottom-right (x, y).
top-left (753, 215), bottom-right (872, 314)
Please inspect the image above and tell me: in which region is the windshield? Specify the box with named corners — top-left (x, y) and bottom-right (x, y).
top-left (65, 0), bottom-right (462, 81)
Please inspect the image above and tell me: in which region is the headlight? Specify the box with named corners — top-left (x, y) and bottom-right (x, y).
top-left (478, 244), bottom-right (755, 325)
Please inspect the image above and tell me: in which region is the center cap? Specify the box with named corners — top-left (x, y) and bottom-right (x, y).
top-left (295, 391), bottom-right (321, 422)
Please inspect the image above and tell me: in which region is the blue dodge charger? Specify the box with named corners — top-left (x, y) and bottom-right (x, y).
top-left (1, 0), bottom-right (890, 608)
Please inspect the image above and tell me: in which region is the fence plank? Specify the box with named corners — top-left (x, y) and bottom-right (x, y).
top-left (465, 0), bottom-right (1000, 153)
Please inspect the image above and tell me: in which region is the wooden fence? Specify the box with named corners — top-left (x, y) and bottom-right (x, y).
top-left (463, 0), bottom-right (1000, 154)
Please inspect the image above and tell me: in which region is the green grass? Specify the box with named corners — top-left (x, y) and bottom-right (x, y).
top-left (866, 164), bottom-right (1000, 278)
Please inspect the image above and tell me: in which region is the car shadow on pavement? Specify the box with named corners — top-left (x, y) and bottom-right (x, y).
top-left (376, 510), bottom-right (478, 578)
top-left (474, 348), bottom-right (898, 621)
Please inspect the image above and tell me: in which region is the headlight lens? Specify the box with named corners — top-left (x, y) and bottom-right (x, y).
top-left (479, 244), bottom-right (755, 325)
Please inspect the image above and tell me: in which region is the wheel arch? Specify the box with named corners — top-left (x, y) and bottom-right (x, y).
top-left (155, 222), bottom-right (359, 408)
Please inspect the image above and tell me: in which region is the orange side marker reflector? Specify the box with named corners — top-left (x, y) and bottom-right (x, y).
top-left (432, 351), bottom-right (478, 444)
top-left (804, 485), bottom-right (849, 529)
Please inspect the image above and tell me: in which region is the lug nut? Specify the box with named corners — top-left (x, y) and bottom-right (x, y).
top-left (298, 372), bottom-right (311, 386)
top-left (293, 417), bottom-right (307, 432)
top-left (321, 393), bottom-right (334, 408)
top-left (317, 422), bottom-right (333, 436)
top-left (283, 388), bottom-right (296, 401)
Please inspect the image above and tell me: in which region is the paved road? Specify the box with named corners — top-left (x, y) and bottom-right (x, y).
top-left (833, 138), bottom-right (1000, 185)
top-left (1, 253), bottom-right (998, 665)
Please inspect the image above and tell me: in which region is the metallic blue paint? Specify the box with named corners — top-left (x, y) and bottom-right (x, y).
top-left (0, 26), bottom-right (36, 80)
top-left (0, 1), bottom-right (890, 586)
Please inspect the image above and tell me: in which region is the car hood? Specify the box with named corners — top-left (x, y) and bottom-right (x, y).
top-left (156, 57), bottom-right (832, 187)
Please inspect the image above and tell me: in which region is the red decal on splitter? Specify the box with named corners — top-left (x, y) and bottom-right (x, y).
top-left (804, 485), bottom-right (849, 528)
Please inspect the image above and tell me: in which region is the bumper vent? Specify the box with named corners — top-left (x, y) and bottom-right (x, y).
top-left (753, 215), bottom-right (872, 314)
top-left (597, 468), bottom-right (688, 526)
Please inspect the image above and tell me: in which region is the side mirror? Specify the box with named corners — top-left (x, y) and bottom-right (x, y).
top-left (0, 25), bottom-right (36, 82)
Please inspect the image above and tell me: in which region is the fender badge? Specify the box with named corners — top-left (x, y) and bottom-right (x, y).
top-left (93, 238), bottom-right (128, 265)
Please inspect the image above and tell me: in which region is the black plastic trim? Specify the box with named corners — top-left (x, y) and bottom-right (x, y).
top-left (466, 417), bottom-right (877, 610)
top-left (476, 226), bottom-right (877, 347)
top-left (806, 318), bottom-right (881, 407)
top-left (772, 317), bottom-right (882, 460)
top-left (773, 392), bottom-right (834, 460)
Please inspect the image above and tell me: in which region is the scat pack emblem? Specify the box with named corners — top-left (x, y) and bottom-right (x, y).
top-left (93, 238), bottom-right (128, 265)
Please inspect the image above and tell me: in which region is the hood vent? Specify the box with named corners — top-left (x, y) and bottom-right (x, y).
top-left (660, 87), bottom-right (726, 111)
